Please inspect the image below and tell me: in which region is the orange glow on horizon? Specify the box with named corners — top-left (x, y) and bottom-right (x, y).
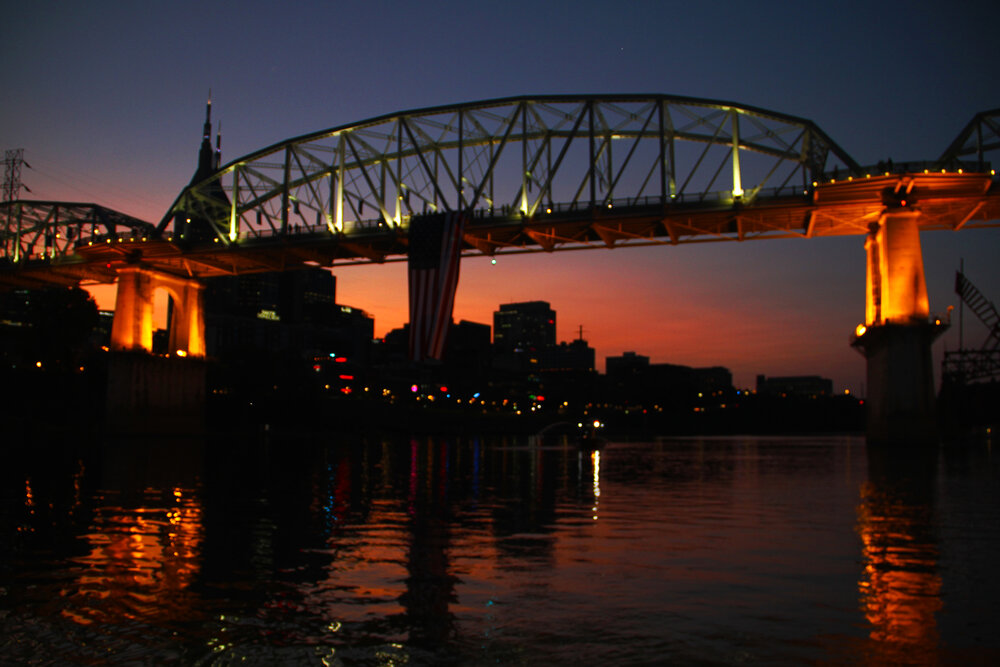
top-left (332, 247), bottom-right (864, 386)
top-left (85, 240), bottom-right (870, 390)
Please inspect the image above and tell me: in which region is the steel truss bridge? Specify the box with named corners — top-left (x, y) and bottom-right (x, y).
top-left (2, 95), bottom-right (999, 288)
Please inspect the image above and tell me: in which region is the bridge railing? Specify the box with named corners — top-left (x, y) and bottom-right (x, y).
top-left (237, 181), bottom-right (817, 232)
top-left (823, 159), bottom-right (992, 181)
top-left (199, 183), bottom-right (819, 248)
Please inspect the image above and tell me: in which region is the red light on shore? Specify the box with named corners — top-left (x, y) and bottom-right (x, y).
top-left (339, 374), bottom-right (354, 381)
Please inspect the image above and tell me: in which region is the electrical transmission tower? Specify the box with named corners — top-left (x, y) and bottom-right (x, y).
top-left (3, 148), bottom-right (30, 202)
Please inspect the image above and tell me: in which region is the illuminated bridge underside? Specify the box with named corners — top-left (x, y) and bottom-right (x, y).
top-left (0, 202), bottom-right (156, 287)
top-left (47, 172), bottom-right (1000, 278)
top-left (1, 172), bottom-right (998, 286)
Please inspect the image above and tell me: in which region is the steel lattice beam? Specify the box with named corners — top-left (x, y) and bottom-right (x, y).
top-left (937, 108), bottom-right (1000, 171)
top-left (160, 94), bottom-right (863, 246)
top-left (0, 201), bottom-right (155, 264)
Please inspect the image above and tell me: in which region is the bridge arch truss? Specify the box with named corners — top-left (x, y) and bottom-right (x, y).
top-left (0, 201), bottom-right (156, 284)
top-left (163, 95), bottom-right (862, 255)
top-left (937, 108), bottom-right (1000, 172)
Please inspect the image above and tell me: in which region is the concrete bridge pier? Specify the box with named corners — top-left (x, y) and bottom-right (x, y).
top-left (106, 266), bottom-right (207, 433)
top-left (110, 266), bottom-right (206, 357)
top-left (852, 205), bottom-right (947, 445)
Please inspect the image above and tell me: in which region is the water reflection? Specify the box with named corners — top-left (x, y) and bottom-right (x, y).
top-left (63, 486), bottom-right (204, 626)
top-left (5, 434), bottom-right (999, 663)
top-left (61, 437), bottom-right (206, 627)
top-left (857, 447), bottom-right (942, 660)
top-left (591, 449), bottom-right (601, 521)
top-left (401, 438), bottom-right (458, 646)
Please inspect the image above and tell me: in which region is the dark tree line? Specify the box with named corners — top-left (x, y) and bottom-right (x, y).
top-left (0, 286), bottom-right (99, 370)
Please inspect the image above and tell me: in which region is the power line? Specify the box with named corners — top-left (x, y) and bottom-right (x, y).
top-left (28, 158), bottom-right (167, 216)
top-left (4, 148), bottom-right (167, 218)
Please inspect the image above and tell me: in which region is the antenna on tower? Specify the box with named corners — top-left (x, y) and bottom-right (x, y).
top-left (203, 89), bottom-right (213, 141)
top-left (215, 120), bottom-right (222, 169)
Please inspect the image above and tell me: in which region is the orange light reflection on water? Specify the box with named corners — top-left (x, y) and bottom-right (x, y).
top-left (592, 450), bottom-right (601, 521)
top-left (60, 486), bottom-right (204, 626)
top-left (856, 480), bottom-right (942, 657)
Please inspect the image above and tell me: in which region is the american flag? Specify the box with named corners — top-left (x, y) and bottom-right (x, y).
top-left (408, 211), bottom-right (466, 361)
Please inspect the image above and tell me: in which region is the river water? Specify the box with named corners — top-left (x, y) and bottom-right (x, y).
top-left (1, 433), bottom-right (997, 665)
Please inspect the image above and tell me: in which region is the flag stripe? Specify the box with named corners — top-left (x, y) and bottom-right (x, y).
top-left (408, 212), bottom-right (465, 362)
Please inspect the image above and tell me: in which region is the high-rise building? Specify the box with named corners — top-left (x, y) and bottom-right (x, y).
top-left (540, 339), bottom-right (595, 373)
top-left (203, 268), bottom-right (373, 364)
top-left (449, 319), bottom-right (493, 374)
top-left (605, 351), bottom-right (733, 407)
top-left (493, 301), bottom-right (556, 373)
top-left (493, 301), bottom-right (556, 355)
top-left (605, 351), bottom-right (650, 377)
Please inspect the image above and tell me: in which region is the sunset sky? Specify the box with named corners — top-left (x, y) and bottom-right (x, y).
top-left (2, 1), bottom-right (997, 392)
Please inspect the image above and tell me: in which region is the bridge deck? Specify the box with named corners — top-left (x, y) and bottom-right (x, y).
top-left (2, 172), bottom-right (998, 288)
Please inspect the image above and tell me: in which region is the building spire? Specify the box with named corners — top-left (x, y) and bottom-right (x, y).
top-left (193, 90), bottom-right (218, 183)
top-left (180, 91), bottom-right (232, 242)
top-left (203, 89), bottom-right (212, 141)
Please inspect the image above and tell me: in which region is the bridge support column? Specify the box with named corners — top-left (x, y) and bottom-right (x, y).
top-left (110, 266), bottom-right (156, 353)
top-left (109, 266), bottom-right (206, 358)
top-left (167, 278), bottom-right (206, 358)
top-left (852, 208), bottom-right (947, 445)
top-left (106, 266), bottom-right (207, 433)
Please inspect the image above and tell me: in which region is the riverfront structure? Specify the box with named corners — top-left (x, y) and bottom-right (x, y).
top-left (2, 96), bottom-right (999, 441)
